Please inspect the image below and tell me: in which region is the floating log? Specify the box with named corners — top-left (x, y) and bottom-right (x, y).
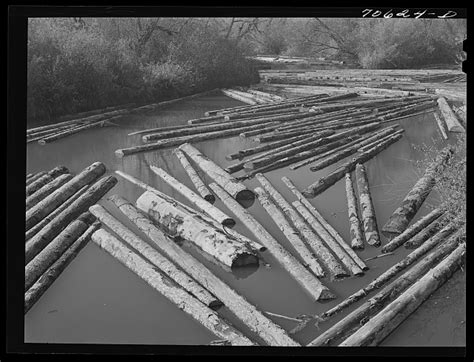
top-left (224, 108), bottom-right (301, 122)
top-left (246, 89), bottom-right (285, 102)
top-left (345, 173), bottom-right (365, 250)
top-left (382, 146), bottom-right (454, 235)
top-left (91, 228), bottom-right (254, 346)
top-left (221, 89), bottom-right (258, 105)
top-left (179, 143), bottom-right (255, 206)
top-left (355, 164), bottom-right (381, 247)
top-left (319, 219), bottom-right (461, 319)
top-left (302, 132), bottom-right (404, 198)
top-left (26, 166), bottom-right (69, 197)
top-left (149, 166), bottom-right (234, 227)
top-left (25, 162), bottom-right (106, 231)
top-left (433, 112), bottom-right (449, 140)
top-left (24, 221), bottom-right (100, 314)
top-left (25, 212), bottom-right (96, 291)
top-left (256, 174), bottom-right (347, 279)
top-left (209, 182), bottom-right (334, 301)
top-left (293, 200), bottom-right (364, 276)
top-left (357, 129), bottom-right (405, 153)
top-left (254, 187), bottom-right (325, 278)
top-left (380, 208), bottom-right (445, 253)
top-left (136, 191), bottom-right (257, 268)
top-left (109, 195), bottom-right (299, 346)
top-left (25, 173), bottom-right (73, 210)
top-left (309, 229), bottom-right (465, 346)
top-left (25, 175), bottom-right (117, 264)
top-left (281, 176), bottom-right (368, 271)
top-left (339, 241), bottom-right (466, 346)
top-left (26, 171), bottom-right (46, 186)
top-left (403, 214), bottom-right (448, 249)
top-left (437, 97), bottom-right (465, 133)
top-left (89, 204), bottom-right (221, 309)
top-left (28, 124), bottom-right (79, 139)
top-left (174, 149), bottom-right (215, 203)
top-left (55, 103), bottom-right (135, 123)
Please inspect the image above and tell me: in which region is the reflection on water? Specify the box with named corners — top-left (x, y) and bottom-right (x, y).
top-left (25, 95), bottom-right (464, 346)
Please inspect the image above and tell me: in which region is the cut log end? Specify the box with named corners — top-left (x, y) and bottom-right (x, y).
top-left (235, 190), bottom-right (256, 208)
top-left (231, 253), bottom-right (259, 268)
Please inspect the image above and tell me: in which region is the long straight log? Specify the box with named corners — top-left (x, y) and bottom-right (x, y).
top-left (433, 112), bottom-right (449, 140)
top-left (25, 173), bottom-right (73, 210)
top-left (339, 241), bottom-right (466, 346)
top-left (25, 212), bottom-right (96, 291)
top-left (209, 182), bottom-right (335, 301)
top-left (174, 149), bottom-right (215, 203)
top-left (222, 89), bottom-right (258, 105)
top-left (345, 173), bottom-right (365, 250)
top-left (319, 220), bottom-right (460, 319)
top-left (24, 221), bottom-right (100, 314)
top-left (136, 191), bottom-right (257, 268)
top-left (355, 163), bottom-right (381, 247)
top-left (256, 174), bottom-right (347, 279)
top-left (26, 166), bottom-right (69, 197)
top-left (403, 213), bottom-right (449, 249)
top-left (179, 143), bottom-right (255, 206)
top-left (357, 129), bottom-right (405, 153)
top-left (254, 187), bottom-right (325, 278)
top-left (25, 175), bottom-right (117, 264)
top-left (149, 166), bottom-right (234, 227)
top-left (89, 204), bottom-right (221, 309)
top-left (246, 89), bottom-right (285, 102)
top-left (26, 162), bottom-right (106, 231)
top-left (309, 229), bottom-right (465, 346)
top-left (281, 176), bottom-right (368, 271)
top-left (437, 97), bottom-right (465, 133)
top-left (26, 171), bottom-right (46, 186)
top-left (381, 208), bottom-right (445, 253)
top-left (109, 195), bottom-right (299, 346)
top-left (382, 146), bottom-right (454, 235)
top-left (28, 124), bottom-right (80, 139)
top-left (224, 108), bottom-right (301, 122)
top-left (91, 228), bottom-right (255, 346)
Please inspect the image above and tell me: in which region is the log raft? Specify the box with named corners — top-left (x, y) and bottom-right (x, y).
top-left (26, 166), bottom-right (69, 197)
top-left (25, 173), bottom-right (73, 210)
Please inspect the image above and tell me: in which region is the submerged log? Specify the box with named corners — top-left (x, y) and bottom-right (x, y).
top-left (25, 175), bottom-right (117, 264)
top-left (433, 112), bottom-right (449, 140)
top-left (209, 182), bottom-right (334, 301)
top-left (26, 166), bottom-right (69, 197)
top-left (25, 173), bottom-right (73, 210)
top-left (26, 162), bottom-right (106, 231)
top-left (339, 241), bottom-right (466, 346)
top-left (91, 228), bottom-right (255, 346)
top-left (174, 149), bottom-right (215, 203)
top-left (281, 176), bottom-right (368, 271)
top-left (345, 173), bottom-right (365, 250)
top-left (24, 221), bottom-right (100, 314)
top-left (136, 191), bottom-right (257, 268)
top-left (89, 204), bottom-right (221, 309)
top-left (382, 146), bottom-right (454, 235)
top-left (254, 187), bottom-right (325, 278)
top-left (25, 212), bottom-right (96, 291)
top-left (355, 164), bottom-right (381, 247)
top-left (149, 166), bottom-right (234, 227)
top-left (256, 174), bottom-right (347, 279)
top-left (179, 143), bottom-right (255, 206)
top-left (109, 195), bottom-right (299, 346)
top-left (437, 97), bottom-right (465, 133)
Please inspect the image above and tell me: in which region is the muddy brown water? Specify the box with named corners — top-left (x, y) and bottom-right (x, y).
top-left (25, 93), bottom-right (466, 346)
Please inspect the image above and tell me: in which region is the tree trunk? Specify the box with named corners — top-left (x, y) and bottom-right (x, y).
top-left (25, 174), bottom-right (73, 210)
top-left (26, 166), bottom-right (69, 197)
top-left (437, 97), bottom-right (465, 133)
top-left (345, 173), bottom-right (365, 250)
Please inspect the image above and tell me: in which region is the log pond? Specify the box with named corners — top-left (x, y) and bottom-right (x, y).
top-left (25, 93), bottom-right (465, 346)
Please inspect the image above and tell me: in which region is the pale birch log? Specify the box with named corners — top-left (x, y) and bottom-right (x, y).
top-left (109, 195), bottom-right (299, 346)
top-left (89, 204), bottom-right (221, 309)
top-left (25, 173), bottom-right (74, 210)
top-left (345, 173), bottom-right (365, 249)
top-left (26, 166), bottom-right (69, 197)
top-left (209, 182), bottom-right (334, 301)
top-left (174, 149), bottom-right (215, 203)
top-left (246, 89), bottom-right (285, 102)
top-left (221, 89), bottom-right (258, 105)
top-left (437, 97), bottom-right (465, 133)
top-left (281, 176), bottom-right (368, 271)
top-left (433, 112), bottom-right (449, 140)
top-left (91, 228), bottom-right (255, 346)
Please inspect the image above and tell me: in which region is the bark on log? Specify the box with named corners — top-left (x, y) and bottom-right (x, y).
top-left (179, 143), bottom-right (255, 206)
top-left (26, 162), bottom-right (106, 231)
top-left (174, 149), bottom-right (215, 203)
top-left (149, 166), bottom-right (234, 227)
top-left (309, 229), bottom-right (465, 346)
top-left (24, 221), bottom-right (100, 314)
top-left (358, 129), bottom-right (405, 153)
top-left (339, 241), bottom-right (466, 346)
top-left (91, 228), bottom-right (255, 346)
top-left (25, 212), bottom-right (96, 291)
top-left (355, 163), bottom-right (381, 247)
top-left (256, 174), bottom-right (347, 279)
top-left (108, 195), bottom-right (299, 346)
top-left (25, 175), bottom-right (117, 264)
top-left (25, 173), bottom-right (73, 210)
top-left (136, 191), bottom-right (257, 268)
top-left (437, 97), bottom-right (465, 133)
top-left (89, 204), bottom-right (221, 309)
top-left (433, 112), bottom-right (449, 140)
top-left (26, 166), bottom-right (69, 197)
top-left (345, 173), bottom-right (365, 250)
top-left (26, 171), bottom-right (46, 186)
top-left (254, 187), bottom-right (325, 278)
top-left (209, 182), bottom-right (334, 301)
top-left (382, 146), bottom-right (454, 235)
top-left (403, 214), bottom-right (448, 249)
top-left (281, 176), bottom-right (368, 271)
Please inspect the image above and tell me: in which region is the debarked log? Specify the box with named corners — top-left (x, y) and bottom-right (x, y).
top-left (437, 97), bottom-right (465, 133)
